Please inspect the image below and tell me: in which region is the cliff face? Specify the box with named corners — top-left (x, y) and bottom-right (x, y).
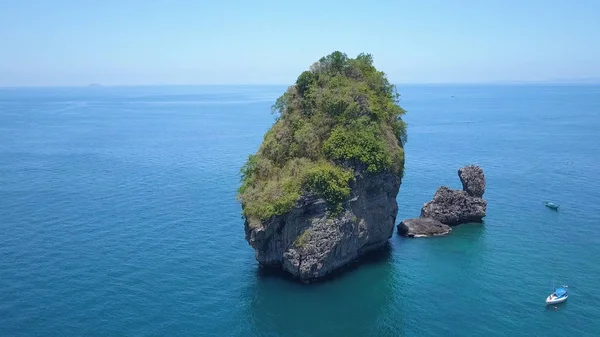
top-left (245, 168), bottom-right (400, 280)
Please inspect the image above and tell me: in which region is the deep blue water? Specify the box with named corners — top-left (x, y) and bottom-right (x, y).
top-left (1, 84), bottom-right (599, 336)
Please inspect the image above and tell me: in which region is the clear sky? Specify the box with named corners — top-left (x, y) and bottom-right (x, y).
top-left (1, 0), bottom-right (599, 86)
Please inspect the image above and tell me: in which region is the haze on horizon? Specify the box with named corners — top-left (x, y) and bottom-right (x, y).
top-left (1, 0), bottom-right (599, 87)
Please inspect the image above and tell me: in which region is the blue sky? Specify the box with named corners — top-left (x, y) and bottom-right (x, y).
top-left (1, 0), bottom-right (599, 86)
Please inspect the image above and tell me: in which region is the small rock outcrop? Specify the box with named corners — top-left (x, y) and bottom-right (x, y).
top-left (397, 218), bottom-right (451, 237)
top-left (420, 186), bottom-right (487, 225)
top-left (458, 165), bottom-right (485, 197)
top-left (419, 165), bottom-right (487, 226)
top-left (398, 167), bottom-right (487, 237)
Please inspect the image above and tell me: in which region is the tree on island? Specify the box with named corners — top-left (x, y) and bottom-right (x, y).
top-left (238, 51), bottom-right (407, 227)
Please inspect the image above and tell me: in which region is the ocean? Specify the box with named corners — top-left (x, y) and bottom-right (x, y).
top-left (1, 84), bottom-right (599, 336)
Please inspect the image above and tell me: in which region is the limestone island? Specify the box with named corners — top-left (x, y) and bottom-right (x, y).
top-left (238, 51), bottom-right (407, 281)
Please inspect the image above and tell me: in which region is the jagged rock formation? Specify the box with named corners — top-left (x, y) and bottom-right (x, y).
top-left (420, 165), bottom-right (487, 226)
top-left (397, 218), bottom-right (451, 237)
top-left (246, 168), bottom-right (400, 280)
top-left (398, 165), bottom-right (487, 237)
top-left (420, 186), bottom-right (487, 226)
top-left (459, 165), bottom-right (486, 197)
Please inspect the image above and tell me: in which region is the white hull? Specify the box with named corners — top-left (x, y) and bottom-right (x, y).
top-left (546, 295), bottom-right (568, 305)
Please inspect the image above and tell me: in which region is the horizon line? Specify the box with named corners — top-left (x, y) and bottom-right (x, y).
top-left (1, 80), bottom-right (600, 89)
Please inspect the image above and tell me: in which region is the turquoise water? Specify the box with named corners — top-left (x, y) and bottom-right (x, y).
top-left (1, 84), bottom-right (599, 336)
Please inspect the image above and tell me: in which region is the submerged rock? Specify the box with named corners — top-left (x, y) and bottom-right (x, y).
top-left (397, 218), bottom-right (451, 237)
top-left (246, 169), bottom-right (400, 281)
top-left (420, 186), bottom-right (487, 225)
top-left (458, 165), bottom-right (486, 198)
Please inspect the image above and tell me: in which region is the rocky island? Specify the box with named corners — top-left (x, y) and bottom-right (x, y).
top-left (238, 51), bottom-right (407, 281)
top-left (398, 165), bottom-right (487, 237)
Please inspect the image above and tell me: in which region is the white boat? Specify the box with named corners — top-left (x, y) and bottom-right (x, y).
top-left (546, 286), bottom-right (568, 305)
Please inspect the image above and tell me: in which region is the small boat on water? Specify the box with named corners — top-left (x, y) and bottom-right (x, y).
top-left (544, 201), bottom-right (560, 210)
top-left (546, 286), bottom-right (568, 305)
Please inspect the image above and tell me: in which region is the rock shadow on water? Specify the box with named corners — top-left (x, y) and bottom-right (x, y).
top-left (435, 222), bottom-right (488, 269)
top-left (448, 220), bottom-right (487, 235)
top-left (244, 242), bottom-right (403, 336)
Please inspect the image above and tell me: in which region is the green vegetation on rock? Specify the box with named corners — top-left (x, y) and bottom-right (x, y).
top-left (238, 51), bottom-right (407, 226)
top-left (293, 230), bottom-right (310, 247)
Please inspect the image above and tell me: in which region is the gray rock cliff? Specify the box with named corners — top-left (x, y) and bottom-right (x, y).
top-left (245, 168), bottom-right (400, 281)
